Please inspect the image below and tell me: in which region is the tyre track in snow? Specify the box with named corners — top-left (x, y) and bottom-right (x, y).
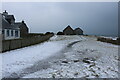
top-left (4, 40), bottom-right (82, 78)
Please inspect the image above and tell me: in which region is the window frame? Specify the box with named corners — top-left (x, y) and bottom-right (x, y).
top-left (15, 30), bottom-right (18, 37)
top-left (6, 29), bottom-right (10, 37)
top-left (11, 30), bottom-right (14, 36)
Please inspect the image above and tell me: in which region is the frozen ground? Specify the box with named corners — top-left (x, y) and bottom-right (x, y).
top-left (100, 36), bottom-right (118, 40)
top-left (0, 35), bottom-right (119, 78)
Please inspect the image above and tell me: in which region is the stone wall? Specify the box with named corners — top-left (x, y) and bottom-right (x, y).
top-left (2, 34), bottom-right (54, 52)
top-left (97, 37), bottom-right (120, 45)
top-left (0, 34), bottom-right (2, 53)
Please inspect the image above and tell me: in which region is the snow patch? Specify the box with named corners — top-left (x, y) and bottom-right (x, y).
top-left (0, 54), bottom-right (2, 79)
top-left (1, 35), bottom-right (119, 78)
top-left (2, 41), bottom-right (64, 78)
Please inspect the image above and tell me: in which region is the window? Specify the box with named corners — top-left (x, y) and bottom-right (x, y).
top-left (15, 30), bottom-right (18, 37)
top-left (7, 30), bottom-right (9, 37)
top-left (11, 30), bottom-right (13, 36)
top-left (2, 30), bottom-right (4, 34)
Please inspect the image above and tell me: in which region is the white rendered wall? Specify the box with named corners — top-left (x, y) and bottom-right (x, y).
top-left (4, 29), bottom-right (20, 40)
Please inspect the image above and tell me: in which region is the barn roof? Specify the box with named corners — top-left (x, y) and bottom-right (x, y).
top-left (74, 27), bottom-right (83, 32)
top-left (63, 25), bottom-right (74, 32)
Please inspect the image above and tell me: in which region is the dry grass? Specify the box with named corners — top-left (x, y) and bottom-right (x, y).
top-left (97, 37), bottom-right (120, 45)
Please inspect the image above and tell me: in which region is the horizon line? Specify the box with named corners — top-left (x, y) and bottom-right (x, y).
top-left (1, 0), bottom-right (119, 2)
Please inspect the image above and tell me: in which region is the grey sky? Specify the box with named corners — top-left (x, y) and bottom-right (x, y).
top-left (2, 2), bottom-right (118, 36)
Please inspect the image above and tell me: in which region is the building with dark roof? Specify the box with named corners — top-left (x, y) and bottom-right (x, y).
top-left (63, 25), bottom-right (75, 35)
top-left (1, 10), bottom-right (29, 40)
top-left (14, 21), bottom-right (29, 37)
top-left (1, 13), bottom-right (20, 40)
top-left (3, 10), bottom-right (15, 25)
top-left (74, 28), bottom-right (83, 35)
top-left (62, 25), bottom-right (83, 35)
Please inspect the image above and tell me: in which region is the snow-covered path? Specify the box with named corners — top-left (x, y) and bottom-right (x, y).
top-left (1, 35), bottom-right (82, 78)
top-left (0, 35), bottom-right (119, 78)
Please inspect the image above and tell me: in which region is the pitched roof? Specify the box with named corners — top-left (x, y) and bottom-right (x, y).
top-left (5, 15), bottom-right (15, 20)
top-left (1, 14), bottom-right (18, 29)
top-left (14, 22), bottom-right (22, 28)
top-left (74, 27), bottom-right (83, 32)
top-left (63, 25), bottom-right (74, 32)
top-left (14, 22), bottom-right (27, 28)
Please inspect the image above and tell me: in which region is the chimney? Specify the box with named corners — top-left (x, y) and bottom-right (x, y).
top-left (22, 20), bottom-right (24, 23)
top-left (3, 10), bottom-right (8, 16)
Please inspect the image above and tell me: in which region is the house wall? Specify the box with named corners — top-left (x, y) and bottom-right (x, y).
top-left (0, 14), bottom-right (2, 53)
top-left (10, 20), bottom-right (15, 25)
top-left (3, 29), bottom-right (20, 40)
top-left (74, 29), bottom-right (83, 35)
top-left (0, 30), bottom-right (2, 53)
top-left (0, 30), bottom-right (2, 34)
top-left (63, 28), bottom-right (74, 35)
top-left (0, 34), bottom-right (2, 53)
top-left (20, 24), bottom-right (29, 37)
top-left (2, 34), bottom-right (54, 52)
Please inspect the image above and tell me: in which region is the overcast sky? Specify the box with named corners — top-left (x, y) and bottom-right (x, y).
top-left (2, 2), bottom-right (118, 36)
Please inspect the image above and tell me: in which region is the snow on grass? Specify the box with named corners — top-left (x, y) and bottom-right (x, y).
top-left (0, 54), bottom-right (2, 79)
top-left (23, 35), bottom-right (119, 78)
top-left (2, 35), bottom-right (83, 78)
top-left (100, 36), bottom-right (118, 40)
top-left (2, 37), bottom-right (65, 78)
top-left (72, 37), bottom-right (119, 78)
top-left (2, 35), bottom-right (119, 78)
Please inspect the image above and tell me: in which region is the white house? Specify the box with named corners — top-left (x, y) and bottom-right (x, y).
top-left (1, 11), bottom-right (20, 40)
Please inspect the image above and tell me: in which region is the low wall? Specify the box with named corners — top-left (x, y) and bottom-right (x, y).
top-left (0, 34), bottom-right (2, 53)
top-left (2, 34), bottom-right (54, 52)
top-left (97, 37), bottom-right (120, 45)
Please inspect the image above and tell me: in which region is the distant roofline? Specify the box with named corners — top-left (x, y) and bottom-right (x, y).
top-left (63, 25), bottom-right (74, 31)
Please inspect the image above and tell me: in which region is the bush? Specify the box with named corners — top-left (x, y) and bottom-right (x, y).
top-left (27, 33), bottom-right (44, 37)
top-left (45, 32), bottom-right (51, 34)
top-left (84, 34), bottom-right (88, 36)
top-left (116, 37), bottom-right (120, 45)
top-left (45, 32), bottom-right (54, 35)
top-left (97, 37), bottom-right (106, 42)
top-left (57, 31), bottom-right (64, 35)
top-left (117, 37), bottom-right (120, 41)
